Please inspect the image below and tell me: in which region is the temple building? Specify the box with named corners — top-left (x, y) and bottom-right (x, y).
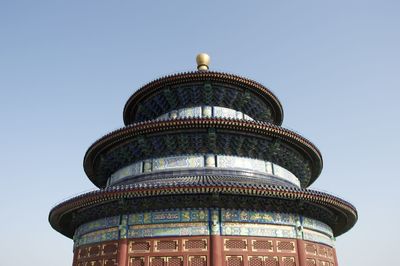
top-left (49, 54), bottom-right (357, 266)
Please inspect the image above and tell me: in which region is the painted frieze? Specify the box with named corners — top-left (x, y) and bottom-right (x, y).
top-left (73, 209), bottom-right (335, 248)
top-left (152, 155), bottom-right (204, 171)
top-left (128, 209), bottom-right (209, 225)
top-left (75, 216), bottom-right (120, 237)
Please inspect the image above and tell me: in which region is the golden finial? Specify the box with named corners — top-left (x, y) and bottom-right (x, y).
top-left (196, 53), bottom-right (210, 71)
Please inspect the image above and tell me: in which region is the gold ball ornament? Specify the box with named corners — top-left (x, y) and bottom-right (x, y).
top-left (196, 53), bottom-right (210, 71)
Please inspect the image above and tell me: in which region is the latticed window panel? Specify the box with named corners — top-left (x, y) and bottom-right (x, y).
top-left (102, 243), bottom-right (118, 255)
top-left (248, 256), bottom-right (263, 266)
top-left (304, 243), bottom-right (336, 266)
top-left (317, 261), bottom-right (330, 266)
top-left (252, 240), bottom-right (273, 252)
top-left (248, 256), bottom-right (288, 266)
top-left (104, 258), bottom-right (117, 266)
top-left (167, 256), bottom-right (184, 266)
top-left (131, 257), bottom-right (145, 266)
top-left (130, 241), bottom-right (151, 253)
top-left (277, 241), bottom-right (295, 252)
top-left (150, 257), bottom-right (166, 266)
top-left (224, 239), bottom-right (247, 251)
top-left (327, 249), bottom-right (334, 259)
top-left (306, 258), bottom-right (316, 266)
top-left (318, 247), bottom-right (328, 257)
top-left (78, 247), bottom-right (89, 259)
top-left (155, 240), bottom-right (178, 252)
top-left (282, 257), bottom-right (296, 266)
top-left (226, 256), bottom-right (244, 266)
top-left (264, 256), bottom-right (279, 266)
top-left (305, 244), bottom-right (317, 255)
top-left (88, 245), bottom-right (101, 257)
top-left (188, 256), bottom-right (207, 266)
top-left (184, 239), bottom-right (207, 251)
top-left (83, 260), bottom-right (102, 266)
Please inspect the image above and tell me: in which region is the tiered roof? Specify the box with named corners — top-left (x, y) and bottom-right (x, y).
top-left (49, 55), bottom-right (357, 242)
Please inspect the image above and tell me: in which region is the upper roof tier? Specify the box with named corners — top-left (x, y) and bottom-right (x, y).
top-left (123, 71), bottom-right (284, 125)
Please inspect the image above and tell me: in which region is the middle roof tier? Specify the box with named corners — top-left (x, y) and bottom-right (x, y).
top-left (84, 118), bottom-right (323, 189)
top-left (107, 154), bottom-right (301, 188)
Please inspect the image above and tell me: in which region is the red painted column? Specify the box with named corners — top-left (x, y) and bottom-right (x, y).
top-left (210, 235), bottom-right (223, 266)
top-left (71, 245), bottom-right (80, 266)
top-left (333, 247), bottom-right (339, 266)
top-left (118, 239), bottom-right (129, 266)
top-left (296, 239), bottom-right (306, 266)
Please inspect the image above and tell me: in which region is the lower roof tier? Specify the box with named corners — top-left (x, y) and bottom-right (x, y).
top-left (49, 179), bottom-right (357, 239)
top-left (84, 118), bottom-right (323, 188)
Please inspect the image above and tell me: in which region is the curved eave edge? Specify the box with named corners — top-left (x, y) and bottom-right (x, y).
top-left (83, 118), bottom-right (323, 188)
top-left (122, 71), bottom-right (284, 125)
top-left (49, 184), bottom-right (357, 239)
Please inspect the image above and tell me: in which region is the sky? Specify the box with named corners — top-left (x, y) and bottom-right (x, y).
top-left (0, 1), bottom-right (399, 265)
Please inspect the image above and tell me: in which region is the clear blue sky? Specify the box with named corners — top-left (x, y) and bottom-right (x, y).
top-left (1, 1), bottom-right (399, 265)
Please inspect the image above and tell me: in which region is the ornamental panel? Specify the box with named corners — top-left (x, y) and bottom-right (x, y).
top-left (272, 164), bottom-right (300, 187)
top-left (251, 240), bottom-right (273, 252)
top-left (128, 210), bottom-right (209, 225)
top-left (188, 256), bottom-right (207, 266)
top-left (178, 107), bottom-right (202, 118)
top-left (128, 223), bottom-right (210, 238)
top-left (303, 241), bottom-right (336, 265)
top-left (88, 245), bottom-right (101, 257)
top-left (183, 239), bottom-right (208, 251)
top-left (129, 241), bottom-right (151, 253)
top-left (110, 162), bottom-right (142, 183)
top-left (264, 256), bottom-right (279, 266)
top-left (306, 258), bottom-right (317, 266)
top-left (104, 258), bottom-right (117, 266)
top-left (225, 255), bottom-right (243, 266)
top-left (224, 239), bottom-right (248, 251)
top-left (167, 256), bottom-right (184, 266)
top-left (78, 247), bottom-right (89, 259)
top-left (102, 243), bottom-right (118, 256)
top-left (248, 256), bottom-right (263, 266)
top-left (77, 227), bottom-right (119, 246)
top-left (276, 241), bottom-right (296, 253)
top-left (303, 229), bottom-right (334, 247)
top-left (76, 216), bottom-right (120, 237)
top-left (302, 218), bottom-right (333, 237)
top-left (213, 106), bottom-right (240, 119)
top-left (282, 256), bottom-right (296, 266)
top-left (130, 257), bottom-right (146, 266)
top-left (221, 210), bottom-right (298, 225)
top-left (152, 155), bottom-right (204, 171)
top-left (305, 244), bottom-right (317, 255)
top-left (217, 155), bottom-right (266, 173)
top-left (222, 223), bottom-right (297, 239)
top-left (85, 260), bottom-right (102, 266)
top-left (154, 240), bottom-right (178, 252)
top-left (150, 257), bottom-right (165, 266)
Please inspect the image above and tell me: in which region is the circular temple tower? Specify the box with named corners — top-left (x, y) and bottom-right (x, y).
top-left (49, 54), bottom-right (357, 266)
